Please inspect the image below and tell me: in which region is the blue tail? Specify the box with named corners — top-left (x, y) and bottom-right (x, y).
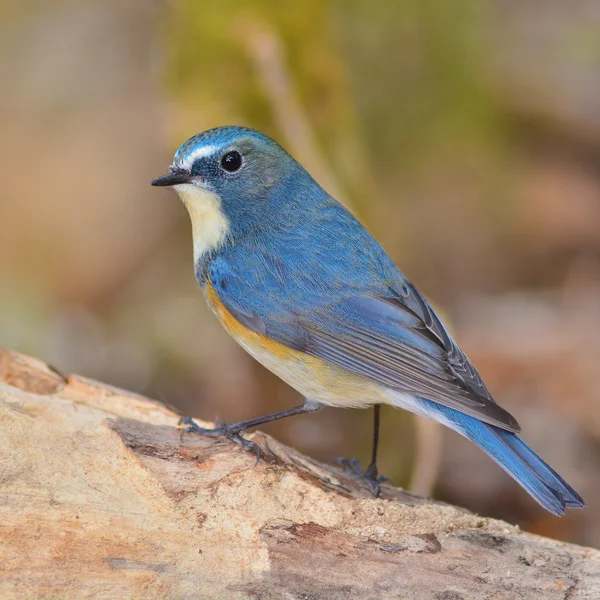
top-left (423, 400), bottom-right (585, 516)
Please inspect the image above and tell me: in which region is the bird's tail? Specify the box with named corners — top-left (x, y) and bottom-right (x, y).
top-left (420, 400), bottom-right (585, 516)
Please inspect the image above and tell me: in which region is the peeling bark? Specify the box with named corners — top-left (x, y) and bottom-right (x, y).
top-left (0, 349), bottom-right (598, 599)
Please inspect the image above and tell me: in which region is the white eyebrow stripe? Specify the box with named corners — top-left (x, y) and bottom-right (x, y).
top-left (177, 145), bottom-right (219, 170)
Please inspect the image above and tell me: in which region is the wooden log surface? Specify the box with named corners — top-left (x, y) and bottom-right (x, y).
top-left (0, 348), bottom-right (598, 599)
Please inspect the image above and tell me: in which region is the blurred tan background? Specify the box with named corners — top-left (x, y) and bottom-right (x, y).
top-left (1, 0), bottom-right (599, 546)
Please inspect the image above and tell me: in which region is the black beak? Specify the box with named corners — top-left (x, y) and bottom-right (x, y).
top-left (151, 169), bottom-right (191, 187)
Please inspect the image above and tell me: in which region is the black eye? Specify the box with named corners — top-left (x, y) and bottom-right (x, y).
top-left (220, 151), bottom-right (242, 173)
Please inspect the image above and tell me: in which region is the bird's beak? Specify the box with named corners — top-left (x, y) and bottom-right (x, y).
top-left (151, 169), bottom-right (192, 187)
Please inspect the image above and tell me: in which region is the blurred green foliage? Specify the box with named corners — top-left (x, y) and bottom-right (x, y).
top-left (168, 1), bottom-right (506, 180)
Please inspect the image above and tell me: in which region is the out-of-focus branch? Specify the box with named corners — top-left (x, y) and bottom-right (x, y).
top-left (410, 416), bottom-right (444, 497)
top-left (234, 16), bottom-right (348, 206)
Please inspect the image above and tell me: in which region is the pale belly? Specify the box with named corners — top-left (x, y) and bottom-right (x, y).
top-left (233, 330), bottom-right (388, 408)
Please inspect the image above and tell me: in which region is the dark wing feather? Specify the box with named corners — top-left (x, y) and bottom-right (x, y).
top-left (297, 287), bottom-right (521, 433)
top-left (396, 285), bottom-right (496, 402)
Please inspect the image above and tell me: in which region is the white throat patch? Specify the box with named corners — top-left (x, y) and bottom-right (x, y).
top-left (174, 183), bottom-right (230, 263)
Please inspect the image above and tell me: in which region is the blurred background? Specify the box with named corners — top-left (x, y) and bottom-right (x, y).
top-left (1, 0), bottom-right (599, 546)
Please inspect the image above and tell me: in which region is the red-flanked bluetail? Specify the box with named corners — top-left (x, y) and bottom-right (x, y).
top-left (152, 126), bottom-right (584, 516)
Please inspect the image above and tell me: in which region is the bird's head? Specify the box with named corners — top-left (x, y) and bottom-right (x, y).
top-left (152, 126), bottom-right (303, 263)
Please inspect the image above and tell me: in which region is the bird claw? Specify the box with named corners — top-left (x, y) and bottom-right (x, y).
top-left (178, 416), bottom-right (261, 464)
top-left (332, 456), bottom-right (388, 497)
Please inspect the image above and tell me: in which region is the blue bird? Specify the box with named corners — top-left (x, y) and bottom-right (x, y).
top-left (151, 126), bottom-right (584, 516)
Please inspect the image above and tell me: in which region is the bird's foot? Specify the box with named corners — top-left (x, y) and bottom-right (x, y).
top-left (179, 416), bottom-right (261, 463)
top-left (333, 457), bottom-right (388, 497)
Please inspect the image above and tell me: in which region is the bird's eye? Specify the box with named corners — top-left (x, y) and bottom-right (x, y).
top-left (220, 151), bottom-right (242, 173)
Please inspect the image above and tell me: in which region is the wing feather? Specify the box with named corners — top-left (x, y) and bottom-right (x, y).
top-left (298, 292), bottom-right (520, 432)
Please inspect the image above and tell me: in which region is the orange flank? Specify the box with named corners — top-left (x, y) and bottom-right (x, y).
top-left (204, 280), bottom-right (386, 408)
top-left (205, 281), bottom-right (301, 361)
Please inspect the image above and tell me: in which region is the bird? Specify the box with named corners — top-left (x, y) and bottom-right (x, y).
top-left (151, 125), bottom-right (584, 516)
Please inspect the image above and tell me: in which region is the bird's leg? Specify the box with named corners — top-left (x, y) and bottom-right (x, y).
top-left (335, 404), bottom-right (388, 496)
top-left (366, 403), bottom-right (381, 479)
top-left (179, 399), bottom-right (322, 461)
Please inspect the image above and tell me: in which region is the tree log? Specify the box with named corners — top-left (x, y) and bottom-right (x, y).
top-left (0, 348), bottom-right (598, 599)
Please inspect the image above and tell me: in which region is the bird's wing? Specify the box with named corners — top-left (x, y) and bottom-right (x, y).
top-left (207, 256), bottom-right (520, 433)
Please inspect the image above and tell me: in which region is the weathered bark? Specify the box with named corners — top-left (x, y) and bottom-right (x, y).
top-left (0, 348), bottom-right (598, 599)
